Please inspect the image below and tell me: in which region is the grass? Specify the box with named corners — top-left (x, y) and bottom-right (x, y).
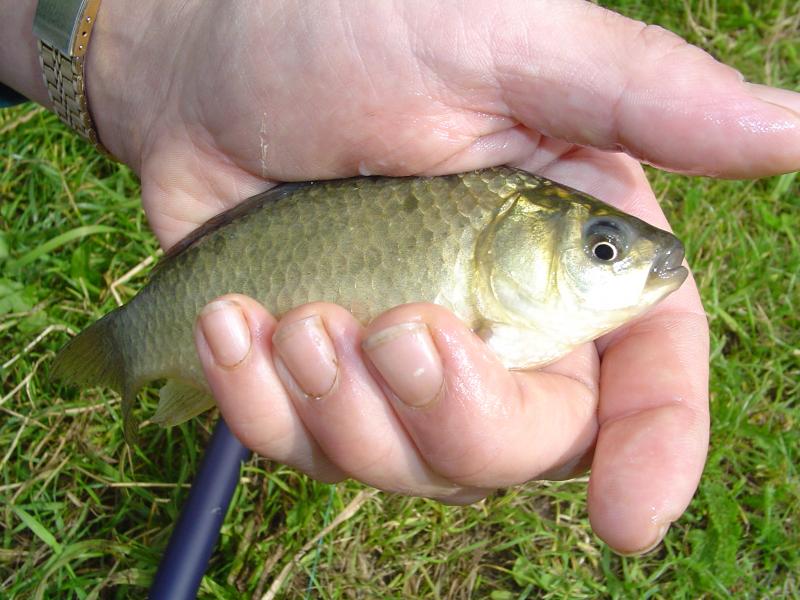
top-left (1, 0), bottom-right (798, 597)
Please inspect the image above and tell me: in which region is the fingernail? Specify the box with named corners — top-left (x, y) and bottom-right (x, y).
top-left (745, 83), bottom-right (800, 120)
top-left (272, 315), bottom-right (338, 398)
top-left (198, 300), bottom-right (251, 368)
top-left (618, 522), bottom-right (671, 557)
top-left (363, 322), bottom-right (443, 408)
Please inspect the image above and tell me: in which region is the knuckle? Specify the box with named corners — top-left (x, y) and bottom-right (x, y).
top-left (424, 440), bottom-right (501, 487)
top-left (626, 23), bottom-right (719, 76)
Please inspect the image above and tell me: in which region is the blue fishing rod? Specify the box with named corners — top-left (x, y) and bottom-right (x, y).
top-left (149, 418), bottom-right (251, 599)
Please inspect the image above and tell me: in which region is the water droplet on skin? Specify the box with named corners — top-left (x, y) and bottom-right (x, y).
top-left (737, 114), bottom-right (798, 134)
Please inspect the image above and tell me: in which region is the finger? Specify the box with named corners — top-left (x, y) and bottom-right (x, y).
top-left (195, 294), bottom-right (345, 482)
top-left (362, 303), bottom-right (600, 489)
top-left (552, 158), bottom-right (710, 554)
top-left (270, 302), bottom-right (490, 504)
top-left (589, 310), bottom-right (709, 555)
top-left (425, 0), bottom-right (800, 177)
top-left (589, 266), bottom-right (710, 554)
top-left (518, 152), bottom-right (711, 552)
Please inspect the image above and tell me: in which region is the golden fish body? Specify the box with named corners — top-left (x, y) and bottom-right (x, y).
top-left (53, 168), bottom-right (687, 434)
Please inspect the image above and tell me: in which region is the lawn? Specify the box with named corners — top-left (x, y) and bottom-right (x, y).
top-left (1, 1), bottom-right (798, 598)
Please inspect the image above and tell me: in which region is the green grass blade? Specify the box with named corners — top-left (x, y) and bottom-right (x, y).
top-left (7, 225), bottom-right (117, 268)
top-left (11, 507), bottom-right (63, 555)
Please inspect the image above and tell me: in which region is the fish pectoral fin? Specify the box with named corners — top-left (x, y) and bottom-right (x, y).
top-left (152, 380), bottom-right (216, 427)
top-left (477, 321), bottom-right (565, 370)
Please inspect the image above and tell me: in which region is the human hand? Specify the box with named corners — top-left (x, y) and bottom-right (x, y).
top-left (80, 0), bottom-right (800, 554)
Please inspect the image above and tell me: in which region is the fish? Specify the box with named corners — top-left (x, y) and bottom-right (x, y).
top-left (52, 167), bottom-right (688, 437)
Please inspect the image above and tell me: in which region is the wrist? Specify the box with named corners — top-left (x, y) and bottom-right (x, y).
top-left (84, 0), bottom-right (163, 168)
top-left (0, 0), bottom-right (51, 106)
top-left (0, 0), bottom-right (168, 168)
top-left (83, 0), bottom-right (203, 170)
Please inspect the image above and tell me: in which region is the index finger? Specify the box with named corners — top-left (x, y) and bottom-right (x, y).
top-left (566, 155), bottom-right (710, 553)
top-left (589, 290), bottom-right (709, 553)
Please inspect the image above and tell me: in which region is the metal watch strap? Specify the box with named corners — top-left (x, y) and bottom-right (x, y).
top-left (37, 40), bottom-right (105, 150)
top-left (34, 0), bottom-right (109, 155)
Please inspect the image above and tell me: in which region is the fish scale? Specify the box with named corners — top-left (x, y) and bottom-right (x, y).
top-left (52, 167), bottom-right (686, 436)
top-left (120, 174), bottom-right (491, 388)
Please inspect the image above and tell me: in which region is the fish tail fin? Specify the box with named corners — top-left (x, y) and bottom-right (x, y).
top-left (52, 308), bottom-right (139, 442)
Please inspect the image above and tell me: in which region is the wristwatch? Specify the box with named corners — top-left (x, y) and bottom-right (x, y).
top-left (33, 0), bottom-right (109, 155)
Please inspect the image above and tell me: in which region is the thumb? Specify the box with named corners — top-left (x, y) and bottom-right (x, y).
top-left (428, 0), bottom-right (800, 177)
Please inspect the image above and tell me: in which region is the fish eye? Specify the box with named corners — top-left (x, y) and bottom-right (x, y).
top-left (584, 218), bottom-right (630, 263)
top-left (592, 241), bottom-right (618, 261)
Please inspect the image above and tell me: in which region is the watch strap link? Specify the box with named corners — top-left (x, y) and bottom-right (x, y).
top-left (34, 0), bottom-right (109, 155)
top-left (38, 41), bottom-right (104, 149)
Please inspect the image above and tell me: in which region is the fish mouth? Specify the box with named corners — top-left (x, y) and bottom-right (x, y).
top-left (648, 238), bottom-right (689, 288)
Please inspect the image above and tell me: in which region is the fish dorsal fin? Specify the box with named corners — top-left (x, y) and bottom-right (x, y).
top-left (154, 180), bottom-right (316, 272)
top-left (152, 380), bottom-right (216, 427)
